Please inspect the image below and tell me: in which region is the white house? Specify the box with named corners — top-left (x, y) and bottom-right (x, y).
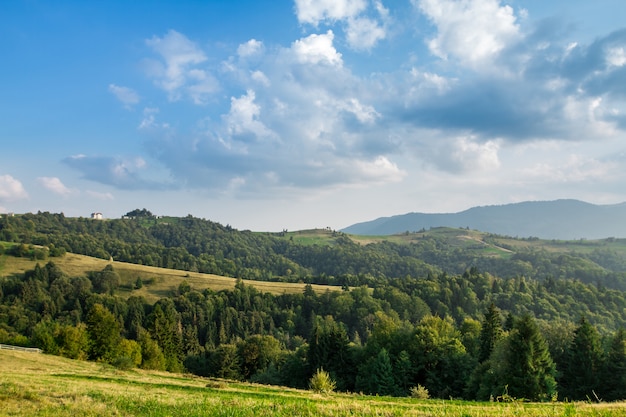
top-left (91, 212), bottom-right (103, 220)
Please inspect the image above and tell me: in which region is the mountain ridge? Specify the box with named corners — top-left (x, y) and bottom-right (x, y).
top-left (341, 199), bottom-right (626, 239)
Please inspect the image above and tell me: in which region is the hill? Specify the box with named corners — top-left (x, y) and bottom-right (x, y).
top-left (0, 248), bottom-right (342, 303)
top-left (4, 350), bottom-right (625, 416)
top-left (341, 199), bottom-right (626, 239)
top-left (5, 212), bottom-right (626, 401)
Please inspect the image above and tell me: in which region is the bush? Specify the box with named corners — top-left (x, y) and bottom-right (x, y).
top-left (112, 356), bottom-right (135, 370)
top-left (309, 368), bottom-right (336, 394)
top-left (410, 384), bottom-right (430, 399)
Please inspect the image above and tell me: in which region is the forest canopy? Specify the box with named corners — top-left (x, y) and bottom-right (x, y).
top-left (2, 210), bottom-right (626, 400)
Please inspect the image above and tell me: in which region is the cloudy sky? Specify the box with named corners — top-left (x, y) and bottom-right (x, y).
top-left (1, 0), bottom-right (626, 231)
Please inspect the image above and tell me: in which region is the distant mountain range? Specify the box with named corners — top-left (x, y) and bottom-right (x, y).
top-left (341, 199), bottom-right (626, 239)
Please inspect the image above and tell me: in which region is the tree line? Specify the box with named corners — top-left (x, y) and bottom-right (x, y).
top-left (3, 211), bottom-right (626, 291)
top-left (1, 261), bottom-right (626, 401)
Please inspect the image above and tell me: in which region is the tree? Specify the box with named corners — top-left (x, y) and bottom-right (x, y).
top-left (148, 301), bottom-right (183, 372)
top-left (91, 265), bottom-right (120, 294)
top-left (410, 315), bottom-right (471, 399)
top-left (478, 303), bottom-right (503, 363)
top-left (86, 303), bottom-right (122, 362)
top-left (560, 316), bottom-right (603, 400)
top-left (138, 330), bottom-right (166, 371)
top-left (602, 328), bottom-right (626, 401)
top-left (504, 314), bottom-right (557, 401)
top-left (237, 334), bottom-right (282, 380)
top-left (307, 315), bottom-right (354, 391)
top-left (356, 348), bottom-right (398, 396)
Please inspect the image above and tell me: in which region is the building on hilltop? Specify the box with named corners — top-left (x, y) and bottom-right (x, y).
top-left (91, 212), bottom-right (103, 220)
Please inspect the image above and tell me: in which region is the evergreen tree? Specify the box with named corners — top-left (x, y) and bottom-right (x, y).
top-left (478, 303), bottom-right (503, 362)
top-left (369, 348), bottom-right (397, 396)
top-left (307, 315), bottom-right (354, 391)
top-left (602, 328), bottom-right (626, 401)
top-left (355, 348), bottom-right (398, 396)
top-left (560, 316), bottom-right (603, 401)
top-left (148, 301), bottom-right (183, 372)
top-left (504, 314), bottom-right (557, 401)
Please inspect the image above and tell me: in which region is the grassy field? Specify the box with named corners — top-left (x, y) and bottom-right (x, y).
top-left (282, 227), bottom-right (626, 258)
top-left (1, 349), bottom-right (626, 417)
top-left (0, 250), bottom-right (342, 303)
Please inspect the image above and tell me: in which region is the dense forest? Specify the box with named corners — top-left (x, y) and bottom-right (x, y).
top-left (2, 210), bottom-right (626, 401)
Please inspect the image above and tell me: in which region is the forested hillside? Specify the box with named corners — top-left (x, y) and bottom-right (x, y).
top-left (2, 210), bottom-right (626, 401)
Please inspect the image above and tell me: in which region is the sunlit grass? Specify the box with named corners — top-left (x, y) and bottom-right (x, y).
top-left (0, 249), bottom-right (342, 303)
top-left (2, 350), bottom-right (626, 417)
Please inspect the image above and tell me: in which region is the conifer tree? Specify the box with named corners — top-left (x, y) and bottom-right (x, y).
top-left (560, 316), bottom-right (603, 400)
top-left (504, 314), bottom-right (557, 401)
top-left (602, 328), bottom-right (626, 401)
top-left (479, 303), bottom-right (503, 362)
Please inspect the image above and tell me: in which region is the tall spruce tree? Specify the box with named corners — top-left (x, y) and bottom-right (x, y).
top-left (307, 315), bottom-right (354, 391)
top-left (479, 303), bottom-right (503, 363)
top-left (560, 316), bottom-right (603, 401)
top-left (505, 314), bottom-right (557, 401)
top-left (602, 328), bottom-right (626, 401)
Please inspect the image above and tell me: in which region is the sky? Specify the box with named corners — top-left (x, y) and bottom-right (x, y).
top-left (1, 0), bottom-right (626, 232)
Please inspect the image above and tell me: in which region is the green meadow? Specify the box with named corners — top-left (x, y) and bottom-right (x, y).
top-left (2, 349), bottom-right (626, 417)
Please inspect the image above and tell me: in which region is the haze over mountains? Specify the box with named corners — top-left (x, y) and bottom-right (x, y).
top-left (341, 200), bottom-right (626, 240)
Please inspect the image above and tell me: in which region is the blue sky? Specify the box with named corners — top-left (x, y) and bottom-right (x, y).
top-left (1, 0), bottom-right (626, 231)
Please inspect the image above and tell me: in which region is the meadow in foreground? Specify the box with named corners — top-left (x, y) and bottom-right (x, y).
top-left (2, 350), bottom-right (626, 417)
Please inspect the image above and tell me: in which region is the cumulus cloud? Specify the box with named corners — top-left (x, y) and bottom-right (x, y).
top-left (294, 0), bottom-right (387, 50)
top-left (85, 11), bottom-right (626, 201)
top-left (223, 90), bottom-right (277, 144)
top-left (37, 177), bottom-right (73, 196)
top-left (238, 39), bottom-right (264, 58)
top-left (291, 31), bottom-right (343, 66)
top-left (415, 0), bottom-right (521, 68)
top-left (0, 175), bottom-right (28, 201)
top-left (145, 29), bottom-right (218, 102)
top-left (108, 84), bottom-right (140, 108)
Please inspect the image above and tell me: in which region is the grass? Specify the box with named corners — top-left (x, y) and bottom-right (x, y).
top-left (0, 249), bottom-right (343, 303)
top-left (2, 350), bottom-right (626, 416)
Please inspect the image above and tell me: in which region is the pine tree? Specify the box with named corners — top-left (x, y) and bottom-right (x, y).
top-left (602, 328), bottom-right (626, 401)
top-left (478, 303), bottom-right (503, 362)
top-left (370, 348), bottom-right (397, 396)
top-left (307, 315), bottom-right (353, 391)
top-left (504, 314), bottom-right (557, 401)
top-left (560, 316), bottom-right (603, 400)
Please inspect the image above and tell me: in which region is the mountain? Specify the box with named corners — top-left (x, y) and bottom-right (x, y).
top-left (341, 199), bottom-right (626, 239)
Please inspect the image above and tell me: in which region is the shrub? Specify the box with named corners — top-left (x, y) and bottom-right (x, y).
top-left (309, 368), bottom-right (336, 394)
top-left (410, 384), bottom-right (430, 399)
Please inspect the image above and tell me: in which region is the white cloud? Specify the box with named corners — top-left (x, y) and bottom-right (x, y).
top-left (0, 175), bottom-right (28, 201)
top-left (145, 30), bottom-right (214, 102)
top-left (224, 90), bottom-right (276, 142)
top-left (108, 84), bottom-right (140, 108)
top-left (606, 46), bottom-right (626, 68)
top-left (37, 177), bottom-right (73, 196)
top-left (294, 0), bottom-right (367, 25)
top-left (251, 70), bottom-right (270, 86)
top-left (416, 0), bottom-right (521, 68)
top-left (338, 97), bottom-right (380, 123)
top-left (354, 156), bottom-right (405, 183)
top-left (238, 39), bottom-right (264, 58)
top-left (295, 0), bottom-right (387, 50)
top-left (292, 31), bottom-right (343, 66)
top-left (451, 137), bottom-right (501, 171)
top-left (346, 16), bottom-right (386, 50)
